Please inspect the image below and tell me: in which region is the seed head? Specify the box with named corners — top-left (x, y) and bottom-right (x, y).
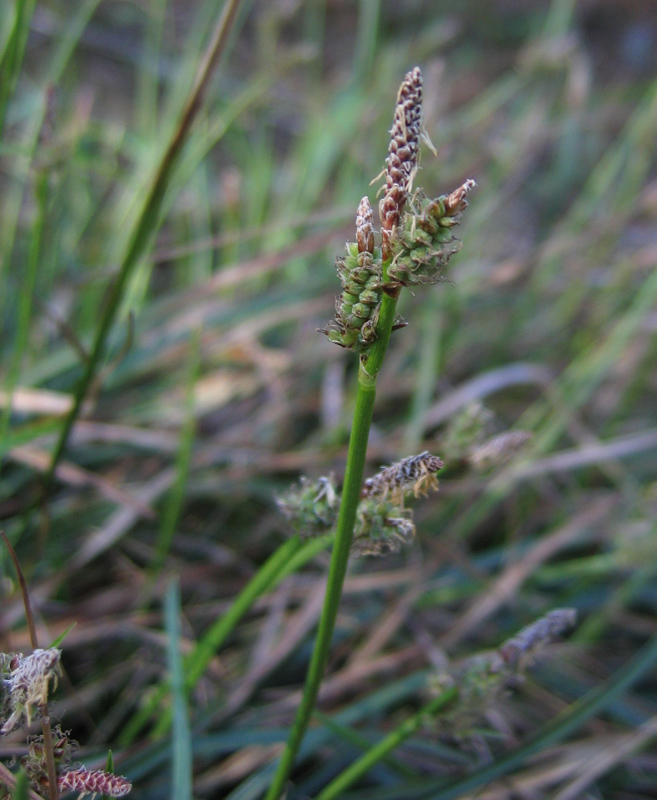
top-left (362, 451), bottom-right (444, 503)
top-left (380, 67), bottom-right (424, 258)
top-left (58, 768), bottom-right (132, 799)
top-left (387, 179), bottom-right (476, 287)
top-left (276, 475), bottom-right (339, 539)
top-left (1, 648), bottom-right (61, 734)
top-left (351, 496), bottom-right (416, 556)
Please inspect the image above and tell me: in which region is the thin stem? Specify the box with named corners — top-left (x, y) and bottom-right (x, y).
top-left (1, 532), bottom-right (38, 649)
top-left (316, 686), bottom-right (458, 800)
top-left (265, 284), bottom-right (399, 800)
top-left (40, 716), bottom-right (59, 800)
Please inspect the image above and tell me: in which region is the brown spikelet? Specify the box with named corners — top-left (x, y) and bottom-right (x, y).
top-left (380, 67), bottom-right (423, 259)
top-left (362, 451), bottom-right (444, 502)
top-left (443, 178), bottom-right (476, 217)
top-left (356, 196), bottom-right (375, 254)
top-left (58, 767), bottom-right (132, 798)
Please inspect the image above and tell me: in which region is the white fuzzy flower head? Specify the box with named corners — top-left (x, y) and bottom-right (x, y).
top-left (1, 648), bottom-right (61, 734)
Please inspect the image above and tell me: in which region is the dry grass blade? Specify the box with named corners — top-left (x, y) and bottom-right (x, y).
top-left (552, 715), bottom-right (657, 800)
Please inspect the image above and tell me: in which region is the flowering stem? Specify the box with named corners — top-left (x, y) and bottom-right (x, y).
top-left (265, 278), bottom-right (399, 800)
top-left (266, 66), bottom-right (425, 799)
top-left (315, 685), bottom-right (458, 800)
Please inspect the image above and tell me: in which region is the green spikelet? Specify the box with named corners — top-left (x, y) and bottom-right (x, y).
top-left (388, 179), bottom-right (475, 286)
top-left (321, 197), bottom-right (397, 352)
top-left (351, 496), bottom-right (416, 556)
top-left (275, 475), bottom-right (339, 539)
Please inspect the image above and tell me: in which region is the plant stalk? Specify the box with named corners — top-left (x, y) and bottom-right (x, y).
top-left (265, 286), bottom-right (399, 800)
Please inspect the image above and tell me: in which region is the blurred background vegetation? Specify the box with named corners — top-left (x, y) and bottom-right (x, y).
top-left (2, 0), bottom-right (657, 797)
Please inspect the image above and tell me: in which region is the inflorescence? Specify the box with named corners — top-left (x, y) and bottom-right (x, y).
top-left (277, 452), bottom-right (444, 556)
top-left (428, 608), bottom-right (577, 741)
top-left (320, 67), bottom-right (475, 354)
top-left (0, 646), bottom-right (132, 799)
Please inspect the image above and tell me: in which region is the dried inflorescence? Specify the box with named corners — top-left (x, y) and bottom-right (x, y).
top-left (428, 651), bottom-right (507, 740)
top-left (22, 727), bottom-right (77, 789)
top-left (0, 571), bottom-right (130, 800)
top-left (277, 452), bottom-right (443, 555)
top-left (58, 767), bottom-right (132, 799)
top-left (356, 194), bottom-right (375, 254)
top-left (362, 451), bottom-right (444, 503)
top-left (380, 67), bottom-right (424, 259)
top-left (1, 648), bottom-right (61, 734)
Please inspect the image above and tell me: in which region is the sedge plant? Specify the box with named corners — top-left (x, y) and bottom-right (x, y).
top-left (265, 67), bottom-right (476, 800)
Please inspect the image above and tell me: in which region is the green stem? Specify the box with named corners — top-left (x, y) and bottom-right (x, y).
top-left (265, 288), bottom-right (400, 800)
top-left (316, 686), bottom-right (458, 800)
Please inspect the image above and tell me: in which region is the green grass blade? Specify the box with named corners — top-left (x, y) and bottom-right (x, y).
top-left (165, 578), bottom-right (193, 800)
top-left (0, 169), bottom-right (47, 460)
top-left (316, 687), bottom-right (458, 800)
top-left (10, 769), bottom-right (29, 800)
top-left (154, 329), bottom-right (201, 572)
top-left (0, 0), bottom-right (37, 140)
